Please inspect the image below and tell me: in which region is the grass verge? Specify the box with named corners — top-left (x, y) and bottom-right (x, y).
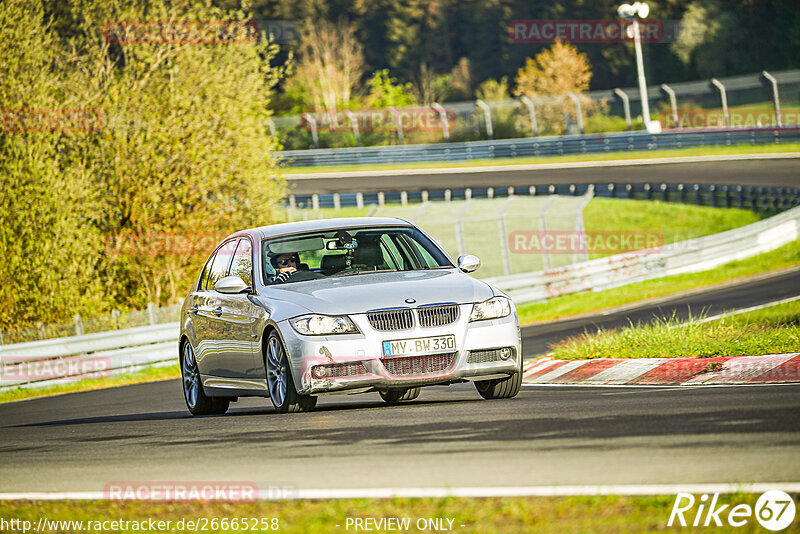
top-left (281, 142), bottom-right (800, 174)
top-left (0, 493), bottom-right (780, 533)
top-left (517, 237), bottom-right (800, 325)
top-left (550, 298), bottom-right (800, 360)
top-left (0, 364), bottom-right (179, 404)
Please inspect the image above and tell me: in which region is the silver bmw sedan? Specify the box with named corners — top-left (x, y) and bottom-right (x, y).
top-left (179, 217), bottom-right (522, 415)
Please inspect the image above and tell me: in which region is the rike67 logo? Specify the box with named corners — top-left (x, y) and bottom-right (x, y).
top-left (668, 491), bottom-right (796, 531)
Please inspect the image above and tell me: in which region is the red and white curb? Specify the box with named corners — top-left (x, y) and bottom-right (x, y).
top-left (522, 353), bottom-right (800, 386)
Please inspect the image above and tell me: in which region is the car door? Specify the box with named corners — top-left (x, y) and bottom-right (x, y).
top-left (194, 239), bottom-right (237, 377)
top-left (213, 237), bottom-right (262, 379)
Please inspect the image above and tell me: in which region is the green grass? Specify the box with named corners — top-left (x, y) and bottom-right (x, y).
top-left (0, 493), bottom-right (781, 533)
top-left (549, 299), bottom-right (800, 360)
top-left (517, 237), bottom-right (800, 325)
top-left (280, 142), bottom-right (800, 174)
top-left (0, 364), bottom-right (179, 404)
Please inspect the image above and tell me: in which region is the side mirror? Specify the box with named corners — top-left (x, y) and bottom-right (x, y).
top-left (215, 275), bottom-right (250, 294)
top-left (457, 254), bottom-right (480, 273)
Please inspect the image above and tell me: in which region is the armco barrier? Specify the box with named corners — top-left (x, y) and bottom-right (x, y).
top-left (2, 206), bottom-right (799, 390)
top-left (486, 204), bottom-right (800, 302)
top-left (278, 127), bottom-right (800, 167)
top-left (0, 323), bottom-right (178, 390)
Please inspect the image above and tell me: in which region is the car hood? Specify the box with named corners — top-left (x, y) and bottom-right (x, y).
top-left (262, 269), bottom-right (495, 316)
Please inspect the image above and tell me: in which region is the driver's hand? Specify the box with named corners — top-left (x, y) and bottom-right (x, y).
top-left (274, 271), bottom-right (292, 283)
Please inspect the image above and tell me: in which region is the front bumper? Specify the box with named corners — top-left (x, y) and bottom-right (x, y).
top-left (280, 304), bottom-right (522, 395)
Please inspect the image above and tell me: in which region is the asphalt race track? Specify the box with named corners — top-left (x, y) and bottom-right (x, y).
top-left (1, 268), bottom-right (799, 493)
top-left (287, 157), bottom-right (800, 195)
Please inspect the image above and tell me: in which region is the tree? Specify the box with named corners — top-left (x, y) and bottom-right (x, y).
top-left (0, 0), bottom-right (105, 333)
top-left (286, 18), bottom-right (365, 113)
top-left (671, 0), bottom-right (742, 77)
top-left (513, 40), bottom-right (599, 135)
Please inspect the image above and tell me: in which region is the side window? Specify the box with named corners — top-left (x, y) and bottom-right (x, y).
top-left (199, 252), bottom-right (216, 290)
top-left (205, 240), bottom-right (237, 290)
top-left (229, 238), bottom-right (253, 286)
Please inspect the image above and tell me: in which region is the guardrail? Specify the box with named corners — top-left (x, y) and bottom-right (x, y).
top-left (0, 323), bottom-right (178, 390)
top-left (278, 127), bottom-right (800, 167)
top-left (290, 182), bottom-right (800, 213)
top-left (486, 204), bottom-right (800, 302)
top-left (2, 205), bottom-right (798, 390)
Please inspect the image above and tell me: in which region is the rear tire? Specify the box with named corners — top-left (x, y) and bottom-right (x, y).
top-left (474, 358), bottom-right (522, 400)
top-left (265, 331), bottom-right (317, 413)
top-left (181, 341), bottom-right (230, 416)
top-left (379, 387), bottom-right (421, 404)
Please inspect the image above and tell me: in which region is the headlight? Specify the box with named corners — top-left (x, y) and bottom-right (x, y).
top-left (290, 314), bottom-right (358, 335)
top-left (469, 297), bottom-right (511, 322)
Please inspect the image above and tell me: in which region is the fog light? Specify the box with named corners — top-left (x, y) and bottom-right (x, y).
top-left (311, 365), bottom-right (328, 379)
top-left (499, 348), bottom-right (512, 360)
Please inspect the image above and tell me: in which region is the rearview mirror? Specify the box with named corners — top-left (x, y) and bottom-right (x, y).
top-left (215, 275), bottom-right (250, 294)
top-left (457, 254), bottom-right (480, 273)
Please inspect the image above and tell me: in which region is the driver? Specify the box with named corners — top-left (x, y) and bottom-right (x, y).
top-left (270, 253), bottom-right (299, 283)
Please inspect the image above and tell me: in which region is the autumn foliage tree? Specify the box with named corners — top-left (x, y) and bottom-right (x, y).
top-left (513, 40), bottom-right (602, 135)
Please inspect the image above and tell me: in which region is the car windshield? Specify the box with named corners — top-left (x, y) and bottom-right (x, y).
top-left (262, 225), bottom-right (452, 284)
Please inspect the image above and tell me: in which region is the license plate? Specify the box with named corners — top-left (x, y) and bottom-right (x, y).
top-left (382, 335), bottom-right (456, 358)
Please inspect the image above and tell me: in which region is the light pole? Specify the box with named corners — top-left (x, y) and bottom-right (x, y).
top-left (618, 2), bottom-right (660, 133)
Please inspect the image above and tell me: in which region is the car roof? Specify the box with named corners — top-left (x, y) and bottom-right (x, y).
top-left (232, 217), bottom-right (416, 241)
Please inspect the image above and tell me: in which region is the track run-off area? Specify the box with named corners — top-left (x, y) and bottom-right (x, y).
top-left (1, 155), bottom-right (799, 496)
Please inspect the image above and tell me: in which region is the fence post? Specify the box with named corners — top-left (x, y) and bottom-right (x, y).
top-left (333, 193), bottom-right (341, 210)
top-left (475, 99), bottom-right (493, 140)
top-left (266, 118), bottom-right (277, 139)
top-left (613, 88), bottom-right (632, 131)
top-left (36, 322), bottom-right (45, 340)
top-left (356, 192), bottom-right (364, 209)
top-left (710, 78), bottom-right (729, 128)
top-left (465, 188), bottom-right (472, 201)
top-left (444, 189), bottom-right (452, 202)
top-left (147, 302), bottom-right (157, 326)
top-left (302, 113), bottom-right (320, 149)
top-left (572, 185), bottom-right (594, 264)
top-left (660, 84), bottom-right (679, 128)
top-left (421, 190), bottom-right (429, 203)
top-left (74, 314), bottom-right (84, 336)
top-left (387, 107), bottom-right (405, 144)
top-left (762, 71), bottom-right (782, 127)
top-left (539, 195), bottom-right (557, 271)
top-left (288, 195), bottom-right (296, 210)
top-left (344, 110), bottom-right (360, 147)
top-left (312, 194), bottom-right (320, 211)
top-left (432, 103), bottom-right (450, 142)
top-left (111, 310), bottom-right (121, 329)
top-left (566, 93), bottom-right (584, 134)
top-left (519, 95), bottom-right (538, 137)
top-left (400, 191), bottom-right (408, 206)
top-left (378, 192), bottom-right (385, 206)
top-left (487, 187), bottom-right (494, 199)
top-left (497, 196), bottom-right (516, 276)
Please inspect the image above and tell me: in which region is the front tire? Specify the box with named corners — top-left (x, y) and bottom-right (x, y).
top-left (265, 331), bottom-right (317, 413)
top-left (474, 358), bottom-right (522, 400)
top-left (181, 341), bottom-right (229, 416)
top-left (379, 387), bottom-right (421, 404)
